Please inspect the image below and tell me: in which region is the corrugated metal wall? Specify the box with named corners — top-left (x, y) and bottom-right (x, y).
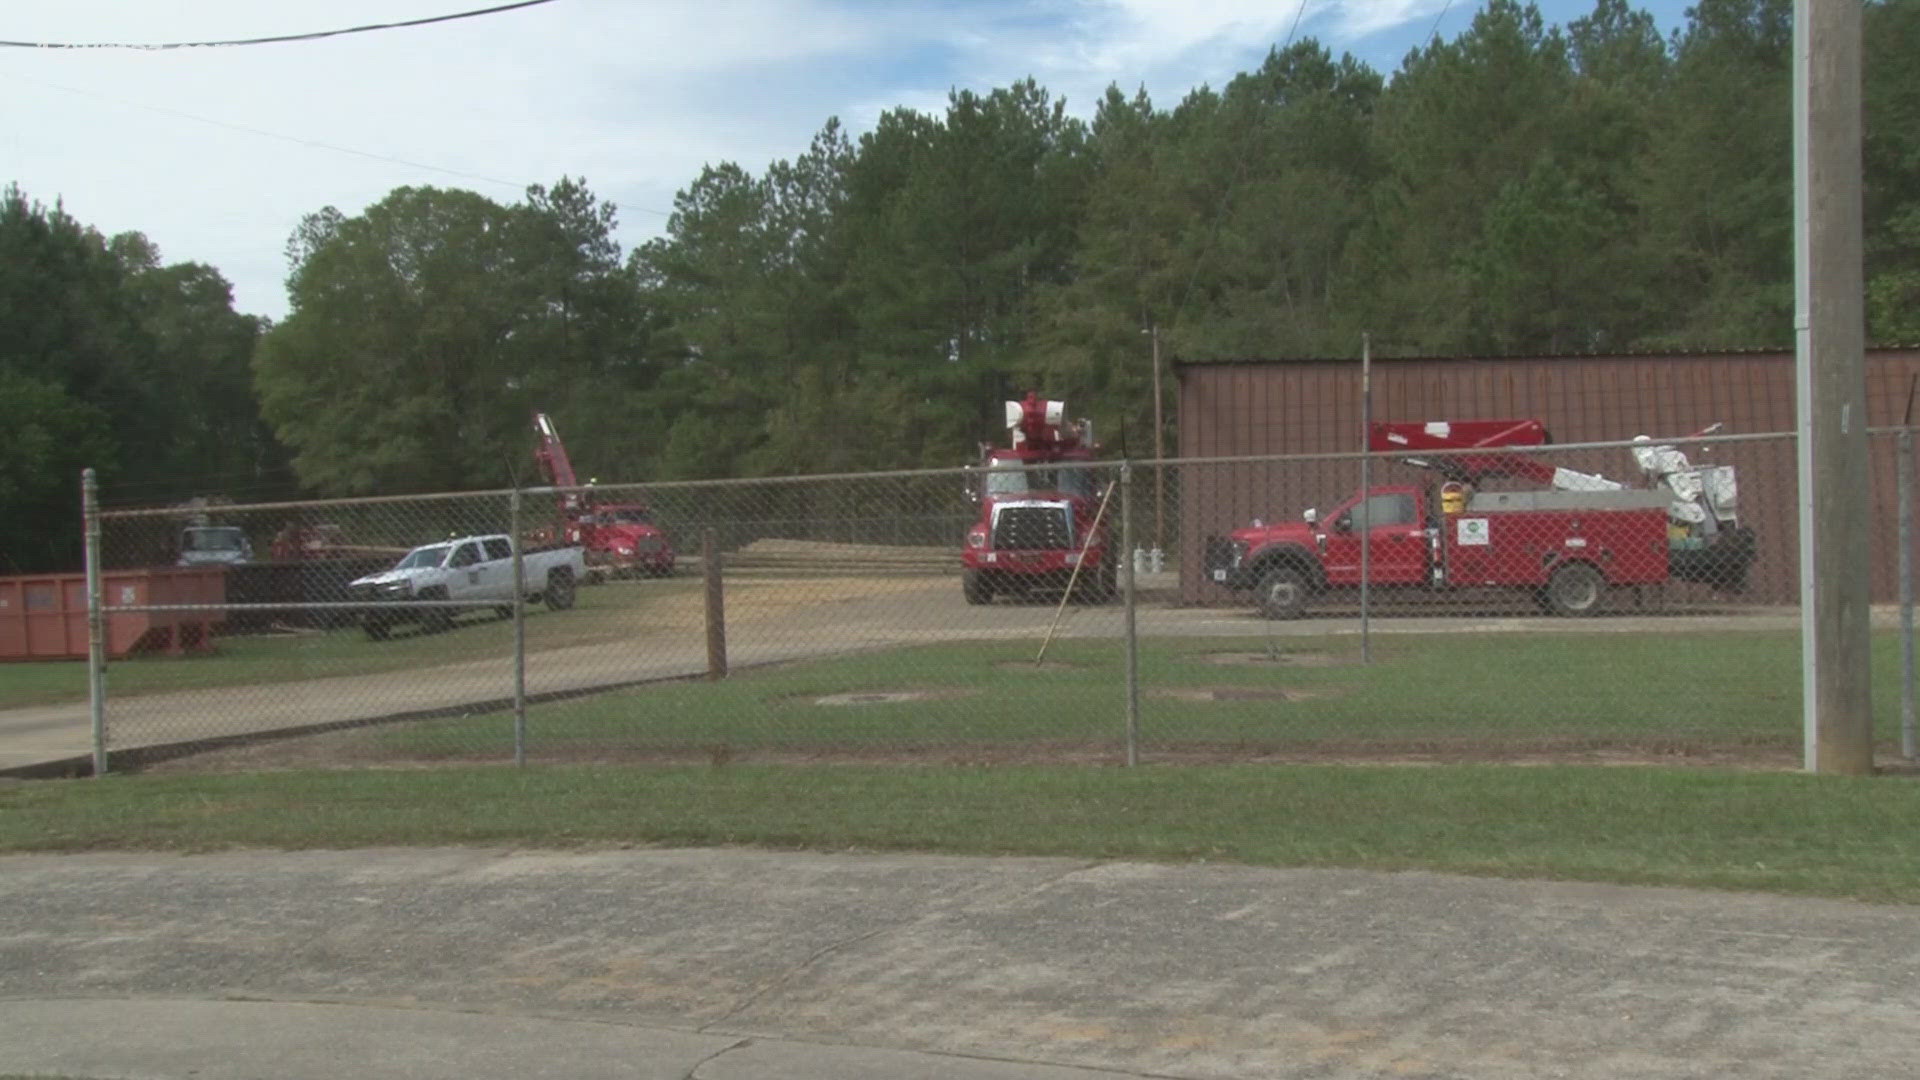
top-left (1175, 349), bottom-right (1920, 606)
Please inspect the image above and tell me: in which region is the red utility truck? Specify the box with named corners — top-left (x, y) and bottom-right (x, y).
top-left (1204, 419), bottom-right (1756, 618)
top-left (532, 412), bottom-right (676, 579)
top-left (961, 393), bottom-right (1116, 605)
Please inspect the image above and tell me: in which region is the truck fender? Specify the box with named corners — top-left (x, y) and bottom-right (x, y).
top-left (1244, 544), bottom-right (1325, 591)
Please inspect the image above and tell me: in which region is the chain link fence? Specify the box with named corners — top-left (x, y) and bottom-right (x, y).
top-left (20, 430), bottom-right (1916, 774)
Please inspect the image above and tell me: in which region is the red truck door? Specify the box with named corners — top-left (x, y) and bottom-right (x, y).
top-left (1322, 492), bottom-right (1429, 586)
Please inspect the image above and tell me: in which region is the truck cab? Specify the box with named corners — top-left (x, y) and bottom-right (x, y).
top-left (1209, 485), bottom-right (1434, 618)
top-left (177, 526), bottom-right (254, 567)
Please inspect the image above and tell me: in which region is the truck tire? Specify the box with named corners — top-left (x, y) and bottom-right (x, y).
top-left (962, 569), bottom-right (993, 605)
top-left (1543, 562), bottom-right (1604, 617)
top-left (1257, 566), bottom-right (1309, 620)
top-left (545, 568), bottom-right (576, 611)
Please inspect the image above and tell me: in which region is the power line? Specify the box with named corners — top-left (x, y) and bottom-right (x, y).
top-left (1167, 0), bottom-right (1316, 335)
top-left (8, 72), bottom-right (672, 216)
top-left (0, 0), bottom-right (558, 51)
top-left (10, 73), bottom-right (527, 190)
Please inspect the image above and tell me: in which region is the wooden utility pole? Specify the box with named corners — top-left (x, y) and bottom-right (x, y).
top-left (1794, 0), bottom-right (1872, 773)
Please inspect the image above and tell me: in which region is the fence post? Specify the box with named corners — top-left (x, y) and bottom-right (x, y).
top-left (1359, 333), bottom-right (1372, 664)
top-left (1902, 428), bottom-right (1915, 761)
top-left (83, 468), bottom-right (108, 777)
top-left (1122, 461), bottom-right (1139, 767)
top-left (511, 487), bottom-right (527, 767)
top-left (704, 529), bottom-right (727, 680)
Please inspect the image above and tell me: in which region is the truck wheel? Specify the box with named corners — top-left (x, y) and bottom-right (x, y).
top-left (1256, 566), bottom-right (1308, 620)
top-left (1544, 562), bottom-right (1604, 617)
top-left (963, 569), bottom-right (993, 605)
top-left (545, 568), bottom-right (577, 611)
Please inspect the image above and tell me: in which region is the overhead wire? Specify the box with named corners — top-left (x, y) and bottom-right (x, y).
top-left (4, 72), bottom-right (670, 215)
top-left (1166, 0), bottom-right (1317, 335)
top-left (0, 0), bottom-right (559, 51)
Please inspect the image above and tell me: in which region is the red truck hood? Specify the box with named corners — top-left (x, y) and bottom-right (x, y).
top-left (592, 523), bottom-right (665, 539)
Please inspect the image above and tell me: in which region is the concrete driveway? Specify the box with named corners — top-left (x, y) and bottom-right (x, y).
top-left (3, 847), bottom-right (1916, 1079)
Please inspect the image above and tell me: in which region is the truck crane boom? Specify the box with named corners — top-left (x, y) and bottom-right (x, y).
top-left (1368, 419), bottom-right (1622, 492)
top-left (532, 412), bottom-right (581, 491)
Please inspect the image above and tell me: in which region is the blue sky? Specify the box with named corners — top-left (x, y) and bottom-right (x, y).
top-left (6, 0), bottom-right (1695, 319)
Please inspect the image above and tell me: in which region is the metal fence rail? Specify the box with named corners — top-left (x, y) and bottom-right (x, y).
top-left (42, 430), bottom-right (1917, 774)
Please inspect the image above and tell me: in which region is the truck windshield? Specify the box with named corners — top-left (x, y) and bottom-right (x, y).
top-left (395, 545), bottom-right (450, 570)
top-left (183, 529), bottom-right (245, 551)
top-left (599, 509), bottom-right (652, 525)
top-left (984, 459), bottom-right (1096, 498)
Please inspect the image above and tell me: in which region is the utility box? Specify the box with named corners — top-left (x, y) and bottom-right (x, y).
top-left (0, 568), bottom-right (225, 661)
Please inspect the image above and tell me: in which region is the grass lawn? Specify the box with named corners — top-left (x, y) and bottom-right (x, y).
top-left (354, 630), bottom-right (1913, 760)
top-left (3, 763), bottom-right (1917, 903)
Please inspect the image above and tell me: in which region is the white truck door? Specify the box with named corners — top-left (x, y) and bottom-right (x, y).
top-left (481, 537), bottom-right (516, 599)
top-left (446, 541), bottom-right (486, 599)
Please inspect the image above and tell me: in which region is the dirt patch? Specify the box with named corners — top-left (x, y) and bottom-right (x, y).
top-left (1147, 686), bottom-right (1329, 703)
top-left (810, 689), bottom-right (977, 706)
top-left (1200, 651), bottom-right (1349, 667)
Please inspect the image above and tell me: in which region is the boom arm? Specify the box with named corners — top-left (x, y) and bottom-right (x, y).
top-left (532, 412), bottom-right (580, 490)
top-left (1369, 419), bottom-right (1621, 492)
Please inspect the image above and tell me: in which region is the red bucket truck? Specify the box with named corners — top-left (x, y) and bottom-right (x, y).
top-left (1203, 419), bottom-right (1756, 618)
top-left (533, 412), bottom-right (675, 580)
top-left (961, 393), bottom-right (1117, 605)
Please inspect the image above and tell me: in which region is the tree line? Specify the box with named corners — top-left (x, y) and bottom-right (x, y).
top-left (5, 0), bottom-right (1917, 573)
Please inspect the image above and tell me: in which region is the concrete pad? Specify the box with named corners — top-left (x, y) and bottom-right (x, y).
top-left (3, 848), bottom-right (1918, 1079)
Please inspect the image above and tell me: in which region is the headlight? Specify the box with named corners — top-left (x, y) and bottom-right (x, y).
top-left (967, 527), bottom-right (987, 549)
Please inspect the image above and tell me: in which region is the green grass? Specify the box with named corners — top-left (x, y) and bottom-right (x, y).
top-left (360, 631), bottom-right (1911, 758)
top-left (4, 764), bottom-right (1917, 902)
top-left (0, 579), bottom-right (702, 708)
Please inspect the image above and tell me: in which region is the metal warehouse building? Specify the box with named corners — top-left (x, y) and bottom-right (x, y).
top-left (1173, 348), bottom-right (1920, 607)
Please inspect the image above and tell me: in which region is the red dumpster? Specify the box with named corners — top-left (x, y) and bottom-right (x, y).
top-left (0, 567), bottom-right (225, 661)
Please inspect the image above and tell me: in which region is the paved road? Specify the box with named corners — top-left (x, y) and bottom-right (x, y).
top-left (3, 847), bottom-right (1917, 1079)
top-left (0, 573), bottom-right (1813, 775)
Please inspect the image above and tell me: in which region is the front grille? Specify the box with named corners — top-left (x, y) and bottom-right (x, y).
top-left (992, 506), bottom-right (1071, 550)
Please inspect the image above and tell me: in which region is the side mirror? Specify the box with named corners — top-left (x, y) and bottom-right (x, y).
top-left (1333, 515), bottom-right (1352, 534)
top-left (1302, 508), bottom-right (1318, 527)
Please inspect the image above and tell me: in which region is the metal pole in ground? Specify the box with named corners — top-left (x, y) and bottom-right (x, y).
top-left (1122, 461), bottom-right (1140, 767)
top-left (83, 468), bottom-right (107, 777)
top-left (511, 487), bottom-right (527, 767)
top-left (704, 529), bottom-right (727, 680)
top-left (1360, 334), bottom-right (1372, 664)
top-left (1902, 428), bottom-right (1916, 760)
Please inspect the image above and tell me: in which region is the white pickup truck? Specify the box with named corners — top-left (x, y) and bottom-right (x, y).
top-left (348, 534), bottom-right (585, 640)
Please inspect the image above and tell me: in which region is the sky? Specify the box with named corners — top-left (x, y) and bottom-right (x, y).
top-left (5, 0), bottom-right (1692, 321)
